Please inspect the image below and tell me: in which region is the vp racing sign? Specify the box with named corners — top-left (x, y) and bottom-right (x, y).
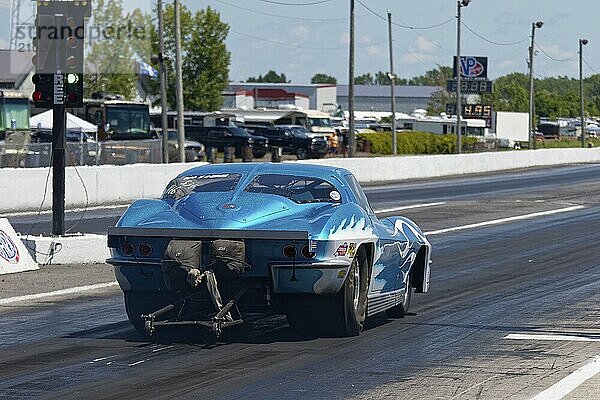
top-left (0, 219), bottom-right (38, 275)
top-left (453, 56), bottom-right (488, 79)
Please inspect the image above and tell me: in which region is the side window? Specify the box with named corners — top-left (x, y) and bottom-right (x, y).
top-left (345, 174), bottom-right (373, 214)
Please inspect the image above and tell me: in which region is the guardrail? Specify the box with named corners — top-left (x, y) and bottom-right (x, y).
top-left (2, 148), bottom-right (600, 214)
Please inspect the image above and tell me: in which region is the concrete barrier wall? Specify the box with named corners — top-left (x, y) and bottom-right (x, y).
top-left (0, 162), bottom-right (208, 213)
top-left (2, 148), bottom-right (600, 213)
top-left (295, 148), bottom-right (600, 183)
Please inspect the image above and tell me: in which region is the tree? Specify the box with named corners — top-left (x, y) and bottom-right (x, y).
top-left (247, 70), bottom-right (289, 83)
top-left (85, 0), bottom-right (152, 99)
top-left (181, 7), bottom-right (230, 111)
top-left (354, 73), bottom-right (374, 85)
top-left (311, 73), bottom-right (336, 84)
top-left (428, 90), bottom-right (455, 115)
top-left (150, 5), bottom-right (230, 110)
top-left (409, 66), bottom-right (452, 86)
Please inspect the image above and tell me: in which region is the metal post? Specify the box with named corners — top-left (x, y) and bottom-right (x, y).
top-left (387, 10), bottom-right (397, 156)
top-left (348, 0), bottom-right (356, 157)
top-left (580, 39), bottom-right (588, 148)
top-left (52, 91), bottom-right (66, 236)
top-left (158, 0), bottom-right (169, 163)
top-left (528, 24), bottom-right (536, 150)
top-left (174, 0), bottom-right (186, 163)
top-left (455, 1), bottom-right (462, 154)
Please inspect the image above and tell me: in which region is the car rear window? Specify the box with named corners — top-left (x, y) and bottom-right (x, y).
top-left (244, 174), bottom-right (342, 204)
top-left (162, 173), bottom-right (242, 199)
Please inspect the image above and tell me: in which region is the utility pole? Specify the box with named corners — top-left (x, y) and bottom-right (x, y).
top-left (580, 38), bottom-right (588, 148)
top-left (348, 0), bottom-right (356, 157)
top-left (157, 0), bottom-right (169, 163)
top-left (455, 1), bottom-right (468, 154)
top-left (174, 0), bottom-right (186, 163)
top-left (528, 21), bottom-right (543, 150)
top-left (387, 10), bottom-right (397, 156)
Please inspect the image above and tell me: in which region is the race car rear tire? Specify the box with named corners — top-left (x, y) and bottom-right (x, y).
top-left (285, 247), bottom-right (368, 336)
top-left (124, 292), bottom-right (171, 333)
top-left (386, 271), bottom-right (412, 318)
top-left (335, 246), bottom-right (369, 336)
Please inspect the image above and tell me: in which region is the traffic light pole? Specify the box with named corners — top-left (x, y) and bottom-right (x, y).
top-left (52, 90), bottom-right (66, 236)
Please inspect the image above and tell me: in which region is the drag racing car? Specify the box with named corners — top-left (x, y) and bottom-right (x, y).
top-left (107, 163), bottom-right (431, 337)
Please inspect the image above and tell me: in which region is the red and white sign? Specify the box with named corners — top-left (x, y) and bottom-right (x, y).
top-left (0, 219), bottom-right (38, 275)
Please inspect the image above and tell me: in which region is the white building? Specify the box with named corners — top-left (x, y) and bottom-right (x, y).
top-left (223, 83), bottom-right (337, 111)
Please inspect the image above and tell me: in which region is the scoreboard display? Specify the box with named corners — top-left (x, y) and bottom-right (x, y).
top-left (463, 104), bottom-right (492, 118)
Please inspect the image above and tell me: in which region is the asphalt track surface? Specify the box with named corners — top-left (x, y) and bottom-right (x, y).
top-left (1, 164), bottom-right (600, 399)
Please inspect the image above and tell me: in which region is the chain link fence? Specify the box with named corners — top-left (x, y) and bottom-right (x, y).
top-left (0, 139), bottom-right (163, 168)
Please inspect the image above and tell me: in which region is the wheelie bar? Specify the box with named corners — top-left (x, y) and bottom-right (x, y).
top-left (141, 287), bottom-right (248, 338)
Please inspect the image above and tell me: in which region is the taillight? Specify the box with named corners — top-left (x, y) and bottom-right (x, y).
top-left (282, 244), bottom-right (297, 259)
top-left (301, 245), bottom-right (316, 259)
top-left (139, 243), bottom-right (153, 257)
top-left (122, 242), bottom-right (134, 256)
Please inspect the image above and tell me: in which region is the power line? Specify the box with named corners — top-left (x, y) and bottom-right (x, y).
top-left (256, 0), bottom-right (333, 5)
top-left (583, 57), bottom-right (599, 74)
top-left (355, 0), bottom-right (451, 54)
top-left (535, 42), bottom-right (577, 62)
top-left (229, 28), bottom-right (385, 50)
top-left (214, 0), bottom-right (350, 21)
top-left (356, 0), bottom-right (453, 30)
top-left (461, 22), bottom-right (528, 46)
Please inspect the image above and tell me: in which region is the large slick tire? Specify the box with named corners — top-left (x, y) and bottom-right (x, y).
top-left (335, 246), bottom-right (369, 335)
top-left (386, 271), bottom-right (412, 318)
top-left (285, 247), bottom-right (369, 336)
top-left (124, 292), bottom-right (170, 333)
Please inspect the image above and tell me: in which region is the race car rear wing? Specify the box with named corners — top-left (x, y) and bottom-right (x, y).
top-left (107, 227), bottom-right (309, 248)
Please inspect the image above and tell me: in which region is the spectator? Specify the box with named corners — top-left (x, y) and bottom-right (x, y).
top-left (328, 132), bottom-right (339, 156)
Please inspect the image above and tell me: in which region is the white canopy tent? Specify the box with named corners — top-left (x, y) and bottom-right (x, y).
top-left (30, 110), bottom-right (98, 133)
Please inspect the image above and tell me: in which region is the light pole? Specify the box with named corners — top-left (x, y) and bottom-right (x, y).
top-left (455, 0), bottom-right (470, 155)
top-left (348, 0), bottom-right (356, 157)
top-left (580, 38), bottom-right (588, 148)
top-left (528, 21), bottom-right (543, 150)
top-left (174, 0), bottom-right (186, 163)
top-left (387, 10), bottom-right (397, 155)
top-left (157, 0), bottom-right (169, 163)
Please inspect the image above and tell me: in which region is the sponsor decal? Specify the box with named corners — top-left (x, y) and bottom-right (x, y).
top-left (309, 240), bottom-right (317, 252)
top-left (337, 270), bottom-right (347, 279)
top-left (0, 229), bottom-right (20, 265)
top-left (330, 190), bottom-right (341, 201)
top-left (334, 242), bottom-right (348, 257)
top-left (348, 242), bottom-right (357, 258)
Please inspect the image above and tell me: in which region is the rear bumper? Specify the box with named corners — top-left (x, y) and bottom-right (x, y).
top-left (107, 257), bottom-right (351, 295)
top-left (271, 260), bottom-right (351, 295)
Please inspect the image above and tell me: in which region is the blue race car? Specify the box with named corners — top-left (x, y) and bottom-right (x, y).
top-left (107, 163), bottom-right (431, 337)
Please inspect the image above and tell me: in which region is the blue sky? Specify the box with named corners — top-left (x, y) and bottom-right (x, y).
top-left (1, 0), bottom-right (598, 83)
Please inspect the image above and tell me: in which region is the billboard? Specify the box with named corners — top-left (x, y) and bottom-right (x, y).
top-left (453, 56), bottom-right (488, 79)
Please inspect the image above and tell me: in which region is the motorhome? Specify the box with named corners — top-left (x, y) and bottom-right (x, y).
top-left (222, 108), bottom-right (335, 139)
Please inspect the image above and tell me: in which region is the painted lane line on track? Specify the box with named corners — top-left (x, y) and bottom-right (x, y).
top-left (424, 205), bottom-right (585, 236)
top-left (530, 356), bottom-right (600, 400)
top-left (505, 333), bottom-right (600, 342)
top-left (374, 202), bottom-right (446, 214)
top-left (0, 282), bottom-right (118, 305)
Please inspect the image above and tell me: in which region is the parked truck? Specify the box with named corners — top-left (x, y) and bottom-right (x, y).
top-left (491, 111), bottom-right (529, 149)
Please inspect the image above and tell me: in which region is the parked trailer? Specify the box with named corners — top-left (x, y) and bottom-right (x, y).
top-left (491, 111), bottom-right (529, 149)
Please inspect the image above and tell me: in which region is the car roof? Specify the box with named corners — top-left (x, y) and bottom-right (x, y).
top-left (179, 162), bottom-right (352, 181)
